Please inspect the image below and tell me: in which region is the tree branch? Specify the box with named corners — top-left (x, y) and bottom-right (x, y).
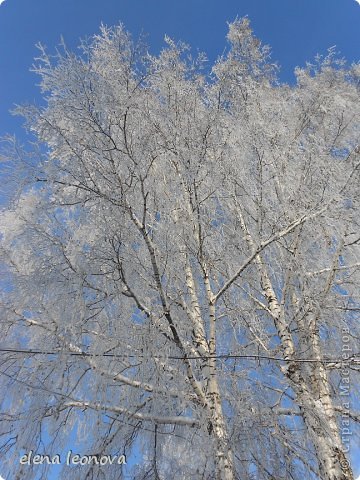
top-left (62, 400), bottom-right (199, 427)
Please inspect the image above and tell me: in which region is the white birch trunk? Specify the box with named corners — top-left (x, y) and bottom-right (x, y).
top-left (205, 272), bottom-right (234, 480)
top-left (286, 363), bottom-right (353, 480)
top-left (265, 274), bottom-right (353, 480)
top-left (238, 210), bottom-right (353, 479)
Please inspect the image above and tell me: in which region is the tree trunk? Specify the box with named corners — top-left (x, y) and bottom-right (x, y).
top-left (207, 377), bottom-right (234, 480)
top-left (204, 272), bottom-right (234, 480)
top-left (285, 362), bottom-right (353, 480)
top-left (260, 263), bottom-right (353, 480)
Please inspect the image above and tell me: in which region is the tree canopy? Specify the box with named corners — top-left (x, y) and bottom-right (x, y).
top-left (0, 18), bottom-right (360, 480)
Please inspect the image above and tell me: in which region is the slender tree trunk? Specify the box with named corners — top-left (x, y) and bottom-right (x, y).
top-left (293, 277), bottom-right (354, 480)
top-left (207, 372), bottom-right (234, 480)
top-left (258, 253), bottom-right (352, 480)
top-left (285, 362), bottom-right (353, 480)
top-left (205, 272), bottom-right (234, 480)
top-left (296, 316), bottom-right (354, 480)
top-left (256, 250), bottom-right (352, 478)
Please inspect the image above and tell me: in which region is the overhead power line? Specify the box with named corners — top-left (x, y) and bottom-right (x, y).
top-left (0, 347), bottom-right (359, 365)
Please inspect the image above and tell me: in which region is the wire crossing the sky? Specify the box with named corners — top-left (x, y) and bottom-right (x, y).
top-left (0, 347), bottom-right (359, 365)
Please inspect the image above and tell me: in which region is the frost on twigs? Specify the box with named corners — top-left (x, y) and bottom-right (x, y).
top-left (0, 18), bottom-right (359, 480)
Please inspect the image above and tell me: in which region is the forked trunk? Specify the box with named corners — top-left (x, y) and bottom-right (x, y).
top-left (286, 363), bottom-right (353, 480)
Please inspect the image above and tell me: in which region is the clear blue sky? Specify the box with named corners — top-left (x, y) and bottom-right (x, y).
top-left (0, 1), bottom-right (359, 478)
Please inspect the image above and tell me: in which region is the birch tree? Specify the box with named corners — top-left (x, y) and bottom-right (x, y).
top-left (0, 19), bottom-right (359, 480)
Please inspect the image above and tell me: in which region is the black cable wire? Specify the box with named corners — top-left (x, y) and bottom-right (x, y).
top-left (0, 347), bottom-right (359, 364)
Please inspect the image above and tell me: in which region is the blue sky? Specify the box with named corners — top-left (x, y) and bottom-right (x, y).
top-left (0, 0), bottom-right (359, 478)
